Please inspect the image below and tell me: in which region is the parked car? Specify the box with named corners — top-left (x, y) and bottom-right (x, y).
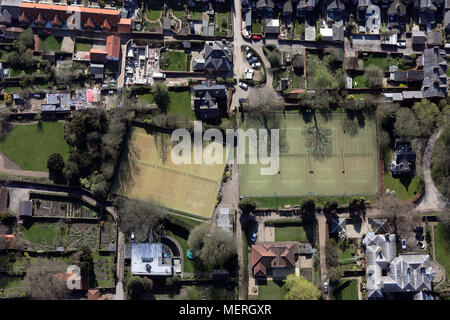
top-left (252, 62), bottom-right (261, 68)
top-left (42, 29), bottom-right (52, 35)
top-left (397, 41), bottom-right (406, 48)
top-left (245, 47), bottom-right (250, 53)
top-left (417, 241), bottom-right (425, 249)
top-left (249, 57), bottom-right (259, 64)
top-left (323, 282), bottom-right (328, 293)
top-left (131, 233), bottom-right (135, 242)
top-left (252, 35), bottom-right (261, 41)
top-left (246, 52), bottom-right (253, 59)
top-left (251, 232), bottom-right (257, 242)
top-left (413, 226), bottom-right (423, 233)
top-left (416, 233), bottom-right (425, 241)
top-left (401, 239), bottom-right (406, 250)
top-left (239, 82), bottom-right (248, 90)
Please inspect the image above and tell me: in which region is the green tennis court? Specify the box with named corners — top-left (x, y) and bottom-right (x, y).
top-left (239, 112), bottom-right (378, 197)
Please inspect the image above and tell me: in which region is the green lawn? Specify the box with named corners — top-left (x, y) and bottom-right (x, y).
top-left (252, 21), bottom-right (263, 34)
top-left (258, 280), bottom-right (285, 300)
top-left (189, 6), bottom-right (203, 20)
top-left (161, 50), bottom-right (187, 71)
top-left (10, 69), bottom-right (26, 77)
top-left (331, 279), bottom-right (358, 300)
top-left (75, 39), bottom-right (92, 52)
top-left (138, 90), bottom-right (194, 120)
top-left (38, 36), bottom-right (62, 51)
top-left (21, 223), bottom-right (59, 245)
top-left (146, 8), bottom-right (162, 21)
top-left (4, 86), bottom-right (22, 94)
top-left (167, 90), bottom-right (194, 119)
top-left (171, 4), bottom-right (186, 19)
top-left (384, 172), bottom-right (422, 200)
top-left (0, 122), bottom-right (70, 171)
top-left (274, 222), bottom-right (314, 243)
top-left (362, 55), bottom-right (399, 71)
top-left (435, 223), bottom-right (450, 278)
top-left (353, 74), bottom-right (368, 88)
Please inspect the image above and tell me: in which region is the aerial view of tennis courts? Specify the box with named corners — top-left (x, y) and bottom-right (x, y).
top-left (239, 112), bottom-right (379, 198)
top-left (112, 126), bottom-right (226, 219)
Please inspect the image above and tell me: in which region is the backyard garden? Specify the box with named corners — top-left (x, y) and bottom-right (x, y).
top-left (434, 223), bottom-right (450, 279)
top-left (306, 49), bottom-right (343, 90)
top-left (330, 279), bottom-right (358, 300)
top-left (264, 219), bottom-right (315, 244)
top-left (138, 89), bottom-right (194, 119)
top-left (38, 36), bottom-right (62, 52)
top-left (160, 50), bottom-right (189, 71)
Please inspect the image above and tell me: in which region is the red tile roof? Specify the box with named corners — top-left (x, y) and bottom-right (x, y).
top-left (35, 12), bottom-right (46, 25)
top-left (51, 14), bottom-right (62, 27)
top-left (18, 11), bottom-right (29, 24)
top-left (251, 242), bottom-right (298, 277)
top-left (101, 18), bottom-right (111, 31)
top-left (84, 16), bottom-right (94, 29)
top-left (106, 34), bottom-right (120, 61)
top-left (88, 289), bottom-right (100, 300)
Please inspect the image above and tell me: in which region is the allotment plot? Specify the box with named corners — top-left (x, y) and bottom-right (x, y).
top-left (239, 112), bottom-right (378, 197)
top-left (112, 127), bottom-right (226, 218)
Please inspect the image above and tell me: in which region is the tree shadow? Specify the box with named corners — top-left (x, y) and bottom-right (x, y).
top-left (299, 109), bottom-right (313, 124)
top-left (114, 131), bottom-right (141, 194)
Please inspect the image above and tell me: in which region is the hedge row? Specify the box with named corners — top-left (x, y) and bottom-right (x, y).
top-left (264, 218), bottom-right (303, 226)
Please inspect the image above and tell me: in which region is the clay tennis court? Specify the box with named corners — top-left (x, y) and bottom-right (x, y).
top-left (112, 127), bottom-right (226, 218)
top-left (239, 112), bottom-right (379, 197)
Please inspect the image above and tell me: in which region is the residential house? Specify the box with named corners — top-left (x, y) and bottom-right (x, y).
top-left (131, 243), bottom-right (172, 276)
top-left (387, 0), bottom-right (406, 29)
top-left (402, 90), bottom-right (423, 100)
top-left (368, 218), bottom-right (389, 234)
top-left (204, 41), bottom-right (233, 74)
top-left (406, 69), bottom-right (424, 82)
top-left (264, 18), bottom-right (280, 35)
top-left (163, 17), bottom-right (172, 35)
top-left (327, 0), bottom-right (346, 22)
top-left (389, 140), bottom-right (416, 175)
top-left (283, 0), bottom-right (293, 26)
top-left (414, 0), bottom-right (438, 24)
top-left (422, 47), bottom-right (447, 99)
top-left (256, 0), bottom-right (275, 17)
top-left (427, 30), bottom-right (442, 47)
top-left (391, 70), bottom-right (407, 82)
top-left (193, 80), bottom-right (226, 121)
top-left (412, 30), bottom-right (426, 46)
top-left (297, 0), bottom-right (316, 17)
top-left (445, 11), bottom-right (450, 32)
top-left (0, 0), bottom-right (22, 23)
top-left (332, 24), bottom-right (344, 42)
top-left (329, 217), bottom-right (347, 236)
top-left (192, 58), bottom-right (206, 71)
top-left (363, 233), bottom-right (436, 300)
top-left (0, 7), bottom-right (11, 25)
top-left (251, 242), bottom-right (299, 279)
top-left (17, 3), bottom-right (131, 33)
top-left (106, 35), bottom-right (120, 62)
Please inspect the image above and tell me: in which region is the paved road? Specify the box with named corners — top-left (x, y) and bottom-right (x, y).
top-left (415, 129), bottom-right (448, 212)
top-left (317, 213), bottom-right (329, 300)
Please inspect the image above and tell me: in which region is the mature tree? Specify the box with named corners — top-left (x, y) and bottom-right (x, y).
top-left (24, 260), bottom-right (71, 300)
top-left (394, 107), bottom-right (420, 138)
top-left (267, 50), bottom-right (281, 68)
top-left (47, 153), bottom-right (65, 174)
top-left (412, 99), bottom-right (440, 136)
top-left (126, 276), bottom-right (151, 300)
top-left (364, 65), bottom-right (384, 88)
top-left (300, 197), bottom-right (315, 213)
top-left (239, 198), bottom-right (257, 215)
top-left (328, 266), bottom-right (344, 283)
top-left (323, 200), bottom-right (339, 213)
top-left (298, 91), bottom-right (331, 112)
top-left (115, 198), bottom-right (167, 242)
top-left (439, 105), bottom-right (450, 129)
top-left (151, 82), bottom-right (170, 111)
top-left (284, 274), bottom-right (321, 300)
top-left (325, 238), bottom-right (340, 268)
top-left (77, 246), bottom-right (96, 288)
top-left (380, 195), bottom-right (414, 220)
top-left (187, 224), bottom-right (236, 268)
top-left (348, 197), bottom-right (366, 211)
top-left (431, 125), bottom-right (450, 198)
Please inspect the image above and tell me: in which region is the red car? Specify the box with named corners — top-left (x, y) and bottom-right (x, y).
top-left (252, 35), bottom-right (261, 41)
top-left (42, 29), bottom-right (52, 35)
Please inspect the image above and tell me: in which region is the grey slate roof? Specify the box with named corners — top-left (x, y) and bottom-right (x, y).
top-left (329, 217), bottom-right (346, 234)
top-left (388, 0), bottom-right (406, 15)
top-left (193, 80), bottom-right (226, 120)
top-left (327, 0), bottom-right (346, 11)
top-left (283, 0), bottom-right (293, 15)
top-left (192, 58), bottom-right (205, 71)
top-left (204, 41), bottom-right (233, 73)
top-left (363, 233), bottom-right (436, 299)
top-left (393, 70), bottom-right (407, 82)
top-left (332, 24), bottom-right (344, 42)
top-left (407, 69), bottom-right (424, 81)
top-left (427, 30), bottom-right (442, 46)
top-left (445, 10), bottom-right (450, 30)
top-left (412, 30), bottom-right (426, 44)
top-left (402, 91), bottom-right (423, 99)
top-left (19, 200), bottom-right (32, 216)
top-left (422, 47), bottom-right (447, 98)
top-left (0, 9), bottom-right (11, 25)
